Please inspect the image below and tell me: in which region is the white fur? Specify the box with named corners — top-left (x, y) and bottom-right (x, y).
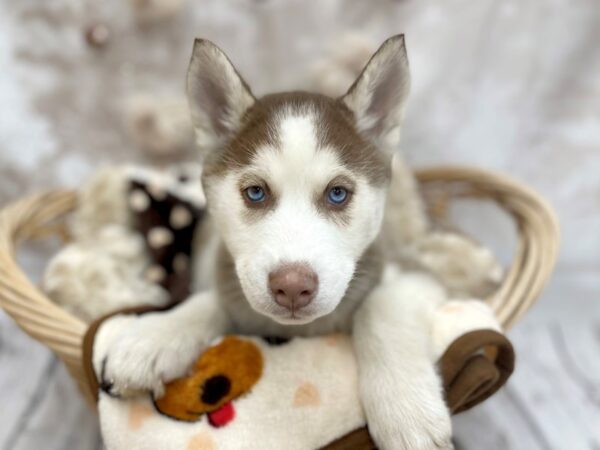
top-left (44, 163), bottom-right (207, 323)
top-left (382, 155), bottom-right (503, 298)
top-left (98, 264), bottom-right (454, 448)
top-left (431, 299), bottom-right (501, 361)
top-left (44, 226), bottom-right (169, 323)
top-left (205, 112), bottom-right (386, 324)
top-left (92, 284), bottom-right (506, 450)
top-left (102, 290), bottom-right (230, 397)
top-left (45, 167), bottom-right (140, 322)
top-left (71, 166), bottom-right (131, 240)
top-left (353, 265), bottom-right (453, 450)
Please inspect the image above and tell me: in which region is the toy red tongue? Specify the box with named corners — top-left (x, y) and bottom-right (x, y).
top-left (207, 401), bottom-right (235, 427)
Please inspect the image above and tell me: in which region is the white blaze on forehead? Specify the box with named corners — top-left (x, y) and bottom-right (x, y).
top-left (253, 112), bottom-right (343, 192)
top-left (278, 114), bottom-right (319, 166)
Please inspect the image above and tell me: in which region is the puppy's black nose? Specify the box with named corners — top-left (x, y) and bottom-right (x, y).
top-left (201, 375), bottom-right (231, 405)
top-left (269, 264), bottom-right (318, 311)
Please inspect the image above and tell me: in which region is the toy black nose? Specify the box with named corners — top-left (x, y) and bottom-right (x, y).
top-left (201, 375), bottom-right (231, 405)
top-left (269, 264), bottom-right (318, 311)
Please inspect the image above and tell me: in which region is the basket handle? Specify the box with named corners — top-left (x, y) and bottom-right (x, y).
top-left (415, 166), bottom-right (560, 329)
top-left (0, 190), bottom-right (92, 400)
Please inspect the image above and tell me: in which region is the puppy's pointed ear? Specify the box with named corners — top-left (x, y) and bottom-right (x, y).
top-left (341, 35), bottom-right (410, 149)
top-left (186, 39), bottom-right (256, 153)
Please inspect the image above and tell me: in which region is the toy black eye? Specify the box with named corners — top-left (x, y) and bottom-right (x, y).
top-left (244, 186), bottom-right (266, 203)
top-left (201, 375), bottom-right (231, 405)
top-left (327, 186), bottom-right (348, 205)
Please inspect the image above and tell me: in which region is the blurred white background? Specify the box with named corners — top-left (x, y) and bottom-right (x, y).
top-left (0, 1), bottom-right (598, 449)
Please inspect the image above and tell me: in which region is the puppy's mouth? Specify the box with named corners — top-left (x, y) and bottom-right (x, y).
top-left (267, 308), bottom-right (321, 325)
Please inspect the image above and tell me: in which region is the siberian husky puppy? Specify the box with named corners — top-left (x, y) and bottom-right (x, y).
top-left (102, 35), bottom-right (453, 449)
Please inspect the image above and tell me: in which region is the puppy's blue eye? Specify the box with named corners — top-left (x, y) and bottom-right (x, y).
top-left (244, 186), bottom-right (266, 202)
top-left (327, 186), bottom-right (348, 205)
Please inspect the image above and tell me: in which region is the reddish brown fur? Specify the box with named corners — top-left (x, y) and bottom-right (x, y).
top-left (202, 92), bottom-right (391, 187)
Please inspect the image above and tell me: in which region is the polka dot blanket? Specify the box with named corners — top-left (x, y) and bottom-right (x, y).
top-left (83, 298), bottom-right (513, 450)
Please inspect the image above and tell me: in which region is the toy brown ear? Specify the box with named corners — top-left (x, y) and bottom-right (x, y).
top-left (439, 329), bottom-right (514, 413)
top-left (322, 329), bottom-right (515, 450)
top-left (153, 336), bottom-right (264, 422)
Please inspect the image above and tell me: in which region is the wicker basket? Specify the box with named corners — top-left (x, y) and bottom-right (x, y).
top-left (0, 166), bottom-right (559, 406)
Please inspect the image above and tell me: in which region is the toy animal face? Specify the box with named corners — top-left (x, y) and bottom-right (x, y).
top-left (154, 336), bottom-right (263, 423)
top-left (186, 36), bottom-right (411, 324)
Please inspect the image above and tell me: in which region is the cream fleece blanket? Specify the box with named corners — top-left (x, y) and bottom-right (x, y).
top-left (90, 300), bottom-right (505, 450)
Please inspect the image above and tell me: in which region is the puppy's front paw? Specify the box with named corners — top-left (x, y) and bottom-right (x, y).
top-left (365, 381), bottom-right (453, 450)
top-left (99, 313), bottom-right (206, 398)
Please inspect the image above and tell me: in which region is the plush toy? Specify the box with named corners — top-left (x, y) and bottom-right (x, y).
top-left (84, 298), bottom-right (513, 450)
top-left (43, 164), bottom-right (205, 321)
top-left (153, 335), bottom-right (264, 424)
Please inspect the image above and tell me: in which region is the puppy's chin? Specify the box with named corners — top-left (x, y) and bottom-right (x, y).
top-left (268, 314), bottom-right (317, 326)
top-left (252, 305), bottom-right (322, 325)
top-left (259, 303), bottom-right (338, 326)
top-left (247, 299), bottom-right (332, 326)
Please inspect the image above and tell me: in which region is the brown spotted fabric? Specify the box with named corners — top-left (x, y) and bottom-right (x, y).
top-left (127, 178), bottom-right (204, 304)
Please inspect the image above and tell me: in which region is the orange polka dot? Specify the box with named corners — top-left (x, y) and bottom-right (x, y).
top-left (324, 333), bottom-right (344, 347)
top-left (293, 382), bottom-right (321, 407)
top-left (441, 303), bottom-right (464, 314)
top-left (187, 432), bottom-right (216, 450)
top-left (127, 402), bottom-right (155, 431)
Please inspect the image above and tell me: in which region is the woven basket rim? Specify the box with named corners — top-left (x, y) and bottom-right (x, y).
top-left (0, 164), bottom-right (560, 404)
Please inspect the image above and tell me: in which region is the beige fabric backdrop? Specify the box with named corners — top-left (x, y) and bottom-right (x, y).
top-left (0, 0), bottom-right (599, 270)
top-left (1, 2), bottom-right (599, 449)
